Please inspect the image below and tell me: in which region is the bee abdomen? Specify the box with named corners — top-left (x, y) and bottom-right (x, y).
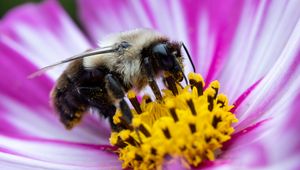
top-left (51, 73), bottom-right (88, 129)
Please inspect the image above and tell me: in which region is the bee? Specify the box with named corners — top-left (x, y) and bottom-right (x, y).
top-left (30, 28), bottom-right (195, 130)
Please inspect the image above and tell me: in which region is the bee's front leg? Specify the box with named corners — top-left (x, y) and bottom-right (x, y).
top-left (143, 57), bottom-right (163, 101)
top-left (105, 73), bottom-right (133, 128)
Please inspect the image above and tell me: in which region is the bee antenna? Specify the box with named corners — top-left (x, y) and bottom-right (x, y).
top-left (181, 42), bottom-right (196, 72)
top-left (173, 54), bottom-right (188, 85)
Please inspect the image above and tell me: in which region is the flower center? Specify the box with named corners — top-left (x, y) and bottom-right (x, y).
top-left (110, 72), bottom-right (238, 169)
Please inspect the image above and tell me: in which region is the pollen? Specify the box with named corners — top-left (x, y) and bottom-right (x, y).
top-left (110, 72), bottom-right (238, 170)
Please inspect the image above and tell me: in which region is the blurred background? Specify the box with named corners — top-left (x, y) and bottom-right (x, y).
top-left (0, 0), bottom-right (77, 23)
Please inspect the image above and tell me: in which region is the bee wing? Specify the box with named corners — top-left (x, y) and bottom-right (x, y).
top-left (28, 42), bottom-right (131, 79)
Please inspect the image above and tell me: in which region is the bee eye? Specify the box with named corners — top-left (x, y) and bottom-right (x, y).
top-left (152, 44), bottom-right (174, 69)
top-left (153, 44), bottom-right (168, 57)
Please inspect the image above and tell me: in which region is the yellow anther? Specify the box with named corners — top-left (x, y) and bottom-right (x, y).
top-left (119, 130), bottom-right (131, 140)
top-left (204, 88), bottom-right (215, 97)
top-left (188, 72), bottom-right (204, 84)
top-left (127, 90), bottom-right (137, 99)
top-left (113, 110), bottom-right (122, 124)
top-left (209, 80), bottom-right (220, 90)
top-left (110, 132), bottom-right (119, 145)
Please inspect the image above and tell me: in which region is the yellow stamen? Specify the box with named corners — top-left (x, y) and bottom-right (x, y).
top-left (110, 73), bottom-right (238, 169)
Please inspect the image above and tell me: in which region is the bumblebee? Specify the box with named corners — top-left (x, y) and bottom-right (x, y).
top-left (30, 28), bottom-right (195, 130)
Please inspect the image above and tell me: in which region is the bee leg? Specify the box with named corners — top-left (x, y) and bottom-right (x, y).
top-left (143, 57), bottom-right (163, 101)
top-left (105, 74), bottom-right (133, 125)
top-left (163, 73), bottom-right (179, 95)
top-left (77, 86), bottom-right (123, 131)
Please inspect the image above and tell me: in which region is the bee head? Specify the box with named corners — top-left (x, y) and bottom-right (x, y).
top-left (152, 42), bottom-right (184, 82)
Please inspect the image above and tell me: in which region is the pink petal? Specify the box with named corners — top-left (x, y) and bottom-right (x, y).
top-left (0, 0), bottom-right (110, 143)
top-left (0, 135), bottom-right (120, 169)
top-left (0, 0), bottom-right (91, 79)
top-left (206, 92), bottom-right (300, 169)
top-left (234, 30), bottom-right (300, 131)
top-left (218, 0), bottom-right (300, 102)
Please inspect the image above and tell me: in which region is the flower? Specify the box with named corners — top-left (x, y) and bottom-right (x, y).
top-left (0, 0), bottom-right (300, 169)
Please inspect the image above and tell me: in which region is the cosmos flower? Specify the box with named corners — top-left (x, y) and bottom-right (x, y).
top-left (0, 0), bottom-right (300, 169)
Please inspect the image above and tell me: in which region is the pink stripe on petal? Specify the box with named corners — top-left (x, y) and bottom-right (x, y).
top-left (192, 0), bottom-right (247, 82)
top-left (0, 117), bottom-right (26, 138)
top-left (139, 0), bottom-right (158, 28)
top-left (195, 160), bottom-right (231, 170)
top-left (231, 78), bottom-right (262, 114)
top-left (224, 119), bottom-right (270, 151)
top-left (0, 147), bottom-right (22, 156)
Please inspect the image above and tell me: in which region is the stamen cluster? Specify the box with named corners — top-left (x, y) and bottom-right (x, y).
top-left (110, 73), bottom-right (237, 170)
